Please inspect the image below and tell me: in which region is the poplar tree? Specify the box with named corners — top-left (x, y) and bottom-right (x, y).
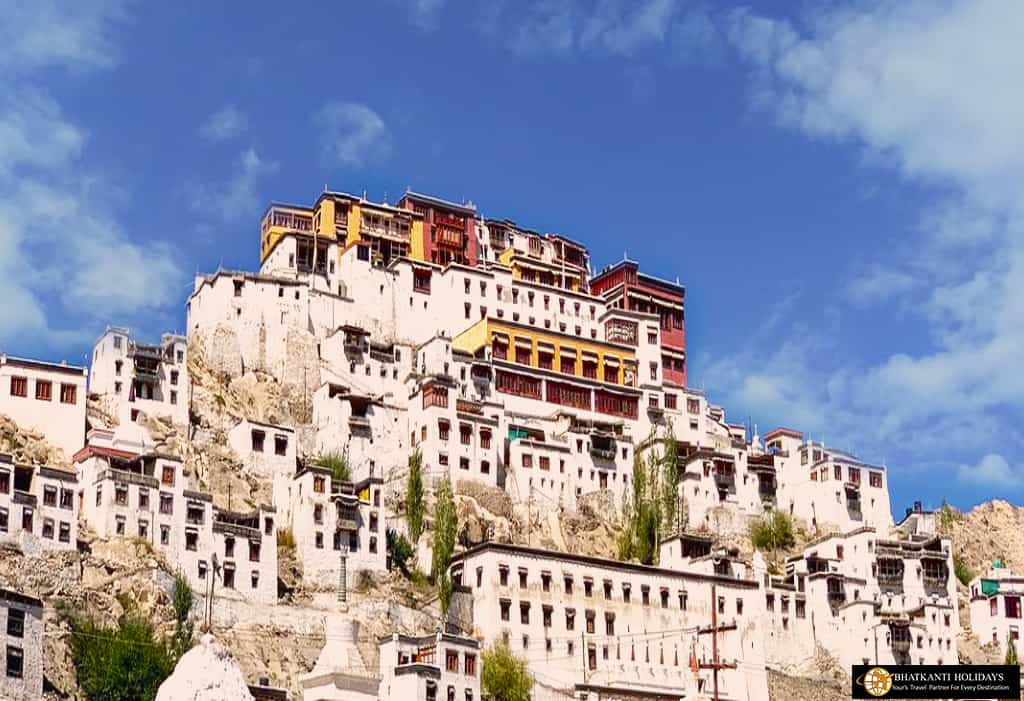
top-left (407, 448), bottom-right (425, 543)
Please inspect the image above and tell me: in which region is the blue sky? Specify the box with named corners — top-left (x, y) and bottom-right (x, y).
top-left (2, 0), bottom-right (1022, 513)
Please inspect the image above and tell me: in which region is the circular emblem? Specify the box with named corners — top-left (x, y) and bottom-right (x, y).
top-left (857, 667), bottom-right (894, 697)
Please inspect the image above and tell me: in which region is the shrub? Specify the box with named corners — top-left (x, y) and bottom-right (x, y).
top-left (355, 569), bottom-right (375, 592)
top-left (171, 571), bottom-right (194, 661)
top-left (277, 528), bottom-right (296, 549)
top-left (749, 510), bottom-right (796, 552)
top-left (432, 477), bottom-right (458, 617)
top-left (317, 450), bottom-right (351, 484)
top-left (481, 640), bottom-right (532, 701)
top-left (70, 616), bottom-right (172, 701)
top-left (387, 528), bottom-right (414, 577)
top-left (954, 555), bottom-right (973, 586)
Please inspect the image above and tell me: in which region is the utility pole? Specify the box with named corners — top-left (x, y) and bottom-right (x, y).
top-left (697, 579), bottom-right (739, 701)
top-left (338, 542), bottom-right (349, 611)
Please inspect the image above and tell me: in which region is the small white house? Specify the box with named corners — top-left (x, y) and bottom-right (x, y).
top-left (0, 588), bottom-right (43, 701)
top-left (0, 354), bottom-right (87, 459)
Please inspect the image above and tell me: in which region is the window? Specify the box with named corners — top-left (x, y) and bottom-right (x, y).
top-left (185, 530), bottom-right (198, 551)
top-left (481, 460), bottom-right (490, 474)
top-left (665, 393), bottom-right (677, 410)
top-left (520, 602), bottom-right (530, 624)
top-left (60, 383), bottom-right (77, 404)
top-left (0, 473), bottom-right (7, 494)
top-left (539, 456), bottom-right (550, 471)
top-left (139, 489), bottom-right (149, 510)
top-left (9, 376), bottom-right (27, 397)
top-left (233, 280), bottom-right (243, 297)
top-left (565, 609), bottom-right (575, 631)
top-left (21, 508), bottom-right (32, 533)
top-left (686, 398), bottom-right (700, 414)
top-left (138, 520), bottom-right (148, 539)
top-left (161, 525), bottom-right (170, 545)
top-left (249, 541), bottom-right (261, 562)
top-left (314, 476), bottom-right (326, 493)
top-left (522, 454), bottom-right (533, 469)
top-left (43, 485), bottom-right (57, 507)
top-left (519, 569), bottom-right (528, 588)
top-left (500, 600), bottom-right (510, 621)
top-left (585, 610), bottom-right (596, 634)
top-left (314, 504), bottom-right (324, 524)
top-left (0, 508), bottom-right (7, 533)
top-left (622, 584), bottom-right (631, 603)
top-left (1007, 597), bottom-right (1022, 619)
top-left (275, 434), bottom-right (289, 456)
top-left (251, 430), bottom-right (265, 452)
top-left (115, 484), bottom-right (128, 506)
top-left (439, 420), bottom-right (450, 442)
top-left (59, 521), bottom-right (71, 542)
top-left (641, 586), bottom-right (650, 606)
top-left (583, 578), bottom-right (593, 597)
top-left (224, 536), bottom-right (235, 558)
top-left (35, 380), bottom-right (52, 401)
top-left (170, 391), bottom-right (178, 405)
top-left (223, 566), bottom-right (235, 589)
top-left (162, 465), bottom-right (175, 486)
top-left (564, 575), bottom-right (573, 594)
top-left (499, 565), bottom-right (509, 586)
top-left (870, 471), bottom-right (883, 488)
top-left (6, 645), bottom-right (23, 679)
top-left (369, 536), bottom-right (378, 553)
top-left (6, 609), bottom-right (24, 638)
top-left (660, 588), bottom-right (670, 608)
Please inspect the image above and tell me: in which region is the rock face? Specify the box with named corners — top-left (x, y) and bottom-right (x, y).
top-left (155, 634), bottom-right (254, 701)
top-left (0, 414), bottom-right (69, 467)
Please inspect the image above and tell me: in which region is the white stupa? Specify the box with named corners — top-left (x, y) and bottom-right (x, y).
top-left (155, 634), bottom-right (253, 701)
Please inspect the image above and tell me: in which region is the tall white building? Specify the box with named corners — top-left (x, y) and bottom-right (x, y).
top-left (89, 326), bottom-right (189, 426)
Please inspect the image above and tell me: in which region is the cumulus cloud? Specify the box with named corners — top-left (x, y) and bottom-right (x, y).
top-left (313, 101), bottom-right (391, 168)
top-left (186, 148), bottom-right (279, 222)
top-left (0, 0), bottom-right (129, 73)
top-left (958, 455), bottom-right (1020, 489)
top-left (0, 4), bottom-right (185, 350)
top-left (200, 106), bottom-right (248, 142)
top-left (705, 0), bottom-right (1024, 492)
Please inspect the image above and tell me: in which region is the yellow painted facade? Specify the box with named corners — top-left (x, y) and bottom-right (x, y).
top-left (259, 204), bottom-right (317, 262)
top-left (453, 318), bottom-right (636, 387)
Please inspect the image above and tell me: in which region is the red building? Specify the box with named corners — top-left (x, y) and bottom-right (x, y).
top-left (398, 191), bottom-right (478, 267)
top-left (590, 260), bottom-right (686, 387)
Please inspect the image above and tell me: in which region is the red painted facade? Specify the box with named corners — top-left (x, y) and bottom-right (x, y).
top-left (399, 192), bottom-right (478, 267)
top-left (591, 260), bottom-right (687, 387)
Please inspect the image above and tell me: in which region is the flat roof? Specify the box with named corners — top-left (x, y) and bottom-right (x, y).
top-left (401, 190), bottom-right (477, 215)
top-left (0, 354), bottom-right (86, 376)
top-left (450, 541), bottom-right (759, 589)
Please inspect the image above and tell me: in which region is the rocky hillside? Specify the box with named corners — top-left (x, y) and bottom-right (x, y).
top-left (0, 414), bottom-right (70, 467)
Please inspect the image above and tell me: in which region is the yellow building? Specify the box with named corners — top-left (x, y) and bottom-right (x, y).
top-left (259, 192), bottom-right (425, 268)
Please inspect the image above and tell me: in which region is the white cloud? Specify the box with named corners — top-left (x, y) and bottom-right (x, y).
top-left (200, 106), bottom-right (247, 142)
top-left (0, 3), bottom-right (184, 349)
top-left (844, 264), bottom-right (921, 305)
top-left (958, 454), bottom-right (1020, 489)
top-left (709, 0), bottom-right (1024, 494)
top-left (186, 148), bottom-right (279, 222)
top-left (313, 102), bottom-right (390, 168)
top-left (0, 0), bottom-right (129, 73)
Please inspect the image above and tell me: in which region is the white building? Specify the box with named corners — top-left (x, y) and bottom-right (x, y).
top-left (969, 565), bottom-right (1024, 657)
top-left (448, 542), bottom-right (769, 701)
top-left (0, 354), bottom-right (87, 459)
top-left (0, 453), bottom-right (78, 552)
top-left (0, 589), bottom-right (43, 701)
top-left (762, 428), bottom-right (892, 533)
top-left (761, 527), bottom-right (958, 671)
top-left (89, 326), bottom-right (189, 426)
top-left (75, 430), bottom-right (277, 604)
top-left (378, 633), bottom-right (481, 701)
top-left (228, 418), bottom-right (297, 479)
top-left (273, 465), bottom-right (386, 591)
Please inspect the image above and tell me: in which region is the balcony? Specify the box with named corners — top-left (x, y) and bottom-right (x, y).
top-left (264, 207), bottom-right (313, 234)
top-left (13, 490), bottom-right (36, 507)
top-left (827, 588), bottom-right (846, 607)
top-left (435, 223), bottom-right (464, 248)
top-left (348, 416), bottom-right (371, 432)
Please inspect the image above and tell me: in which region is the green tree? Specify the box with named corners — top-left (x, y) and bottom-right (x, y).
top-left (170, 571), bottom-right (194, 661)
top-left (432, 477), bottom-right (458, 617)
top-left (660, 422), bottom-right (679, 535)
top-left (318, 449), bottom-right (351, 484)
top-left (407, 448), bottom-right (425, 543)
top-left (749, 509), bottom-right (796, 559)
top-left (954, 555), bottom-right (973, 586)
top-left (619, 452), bottom-right (662, 565)
top-left (387, 527), bottom-right (414, 577)
top-left (69, 616), bottom-right (173, 701)
top-left (481, 640), bottom-right (533, 701)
